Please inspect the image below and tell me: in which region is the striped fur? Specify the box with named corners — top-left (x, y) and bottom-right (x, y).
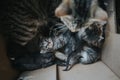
top-left (1, 0), bottom-right (62, 70)
top-left (0, 0), bottom-right (108, 71)
top-left (2, 0), bottom-right (61, 46)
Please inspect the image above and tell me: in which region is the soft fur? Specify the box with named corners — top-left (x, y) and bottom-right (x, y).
top-left (1, 0), bottom-right (61, 71)
top-left (54, 0), bottom-right (108, 71)
top-left (1, 0), bottom-right (108, 71)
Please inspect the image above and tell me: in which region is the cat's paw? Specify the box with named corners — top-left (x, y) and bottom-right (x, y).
top-left (18, 75), bottom-right (33, 80)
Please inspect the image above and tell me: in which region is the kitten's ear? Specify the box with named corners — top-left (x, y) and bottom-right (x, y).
top-left (99, 20), bottom-right (107, 26)
top-left (91, 19), bottom-right (107, 26)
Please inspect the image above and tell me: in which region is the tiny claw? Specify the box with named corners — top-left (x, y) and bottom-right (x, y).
top-left (63, 65), bottom-right (73, 71)
top-left (63, 64), bottom-right (69, 71)
top-left (63, 67), bottom-right (69, 71)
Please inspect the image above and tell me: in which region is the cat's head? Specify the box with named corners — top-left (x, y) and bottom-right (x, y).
top-left (82, 19), bottom-right (106, 47)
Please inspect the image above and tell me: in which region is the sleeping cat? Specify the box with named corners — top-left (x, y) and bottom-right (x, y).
top-left (1, 0), bottom-right (62, 71)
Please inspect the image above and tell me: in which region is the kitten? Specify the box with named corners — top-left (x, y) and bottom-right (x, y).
top-left (63, 19), bottom-right (106, 71)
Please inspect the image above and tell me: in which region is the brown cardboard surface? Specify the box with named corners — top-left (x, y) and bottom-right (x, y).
top-left (102, 33), bottom-right (120, 78)
top-left (0, 0), bottom-right (120, 80)
top-left (18, 65), bottom-right (57, 80)
top-left (107, 0), bottom-right (116, 33)
top-left (58, 61), bottom-right (120, 80)
top-left (102, 0), bottom-right (120, 78)
top-left (0, 35), bottom-right (19, 80)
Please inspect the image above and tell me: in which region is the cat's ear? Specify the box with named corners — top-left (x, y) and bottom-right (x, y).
top-left (86, 19), bottom-right (106, 27)
top-left (99, 20), bottom-right (107, 26)
top-left (89, 18), bottom-right (107, 26)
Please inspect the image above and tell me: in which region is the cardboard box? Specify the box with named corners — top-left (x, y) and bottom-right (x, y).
top-left (0, 0), bottom-right (120, 80)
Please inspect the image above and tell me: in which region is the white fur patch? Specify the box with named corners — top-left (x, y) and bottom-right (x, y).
top-left (55, 51), bottom-right (67, 61)
top-left (18, 76), bottom-right (33, 80)
top-left (60, 15), bottom-right (79, 32)
top-left (80, 51), bottom-right (89, 62)
top-left (10, 58), bottom-right (15, 60)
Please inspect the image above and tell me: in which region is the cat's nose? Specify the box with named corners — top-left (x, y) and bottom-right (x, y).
top-left (55, 3), bottom-right (72, 17)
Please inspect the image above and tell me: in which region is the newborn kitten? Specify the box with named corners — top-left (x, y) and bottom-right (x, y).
top-left (62, 19), bottom-right (107, 71)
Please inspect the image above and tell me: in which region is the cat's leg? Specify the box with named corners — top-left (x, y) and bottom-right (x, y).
top-left (80, 46), bottom-right (100, 64)
top-left (12, 52), bottom-right (55, 71)
top-left (55, 51), bottom-right (67, 66)
top-left (40, 52), bottom-right (55, 68)
top-left (55, 51), bottom-right (67, 61)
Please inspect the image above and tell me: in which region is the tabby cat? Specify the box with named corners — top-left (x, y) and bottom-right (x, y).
top-left (1, 0), bottom-right (62, 70)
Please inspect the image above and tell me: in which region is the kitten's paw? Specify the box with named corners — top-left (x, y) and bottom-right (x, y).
top-left (55, 51), bottom-right (67, 61)
top-left (18, 75), bottom-right (33, 80)
top-left (80, 46), bottom-right (99, 64)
